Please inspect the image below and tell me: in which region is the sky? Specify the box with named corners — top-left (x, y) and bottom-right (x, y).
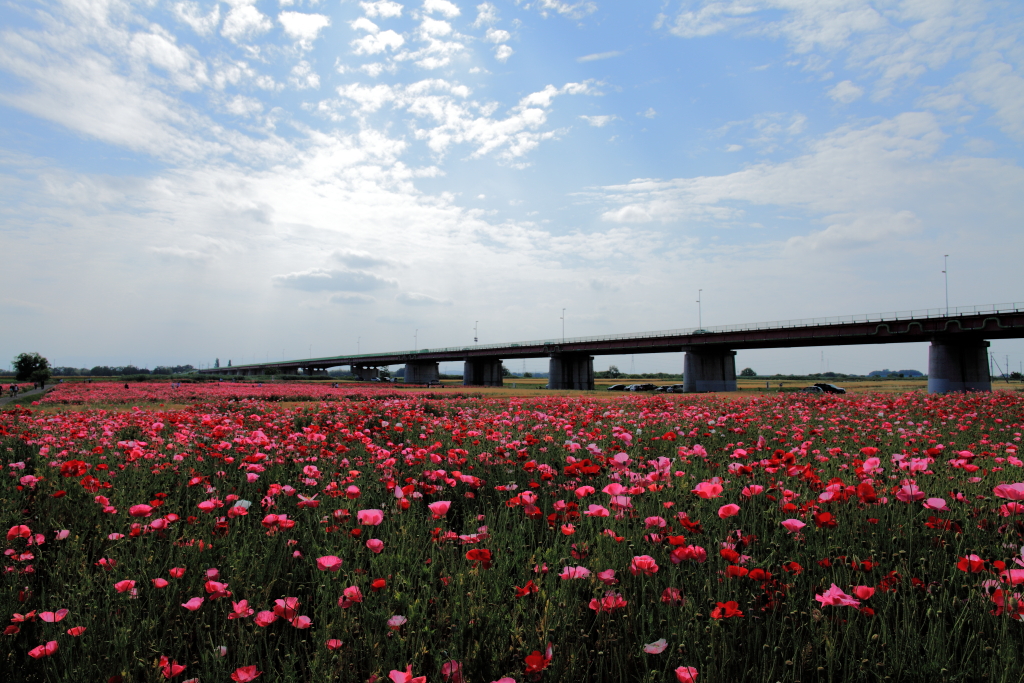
top-left (2, 0), bottom-right (1023, 377)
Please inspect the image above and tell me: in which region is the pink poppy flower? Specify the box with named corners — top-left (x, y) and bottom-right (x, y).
top-left (597, 569), bottom-right (618, 585)
top-left (630, 555), bottom-right (659, 576)
top-left (230, 665), bottom-right (262, 682)
top-left (39, 609), bottom-right (68, 623)
top-left (169, 567), bottom-right (186, 578)
top-left (851, 586), bottom-right (875, 600)
top-left (781, 519), bottom-right (806, 533)
top-left (356, 509), bottom-right (384, 525)
top-left (326, 639), bottom-right (343, 650)
top-left (661, 587), bottom-right (685, 606)
top-left (366, 539), bottom-right (384, 553)
top-left (675, 666), bottom-right (699, 683)
top-left (129, 504), bottom-right (153, 517)
top-left (152, 578), bottom-right (169, 590)
top-left (691, 482), bottom-right (723, 499)
top-left (181, 597), bottom-right (204, 611)
top-left (923, 497), bottom-right (948, 511)
top-left (815, 583), bottom-right (860, 608)
top-left (441, 660), bottom-right (464, 683)
top-left (229, 600), bottom-right (254, 619)
top-left (28, 641), bottom-right (58, 659)
top-left (113, 580), bottom-right (136, 593)
top-left (160, 656), bottom-right (186, 679)
top-left (644, 516), bottom-right (667, 529)
top-left (254, 611), bottom-right (277, 627)
top-left (291, 615), bottom-right (312, 629)
top-left (428, 501), bottom-right (452, 519)
top-left (994, 483), bottom-right (1024, 500)
top-left (643, 638), bottom-right (668, 654)
top-left (389, 665), bottom-right (426, 683)
top-left (387, 614), bottom-right (408, 630)
top-left (316, 555), bottom-right (343, 572)
top-left (55, 530), bottom-right (70, 540)
top-left (574, 485), bottom-right (595, 498)
top-left (584, 504), bottom-right (610, 517)
top-left (559, 566), bottom-right (591, 580)
top-left (66, 626), bottom-right (86, 636)
top-left (717, 504), bottom-right (740, 519)
top-left (273, 597), bottom-right (300, 620)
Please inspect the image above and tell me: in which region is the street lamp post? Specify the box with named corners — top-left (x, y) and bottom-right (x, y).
top-left (561, 308), bottom-right (566, 344)
top-left (943, 254), bottom-right (949, 315)
top-left (474, 321), bottom-right (478, 344)
top-left (697, 289), bottom-right (703, 330)
top-left (414, 329), bottom-right (418, 349)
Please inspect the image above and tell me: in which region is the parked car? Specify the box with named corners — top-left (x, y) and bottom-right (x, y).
top-left (627, 384), bottom-right (657, 392)
top-left (800, 386), bottom-right (824, 394)
top-left (654, 386), bottom-right (668, 392)
top-left (666, 384), bottom-right (687, 393)
top-left (813, 383), bottom-right (847, 394)
top-left (606, 384), bottom-right (627, 391)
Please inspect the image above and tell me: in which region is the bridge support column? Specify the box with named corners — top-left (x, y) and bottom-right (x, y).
top-left (928, 340), bottom-right (990, 393)
top-left (351, 365), bottom-right (379, 381)
top-left (464, 358), bottom-right (504, 386)
top-left (548, 354), bottom-right (594, 390)
top-left (683, 349), bottom-right (737, 392)
top-left (405, 361), bottom-right (439, 384)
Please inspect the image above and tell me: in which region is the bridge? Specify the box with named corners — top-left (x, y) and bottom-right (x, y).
top-left (203, 302), bottom-right (1024, 393)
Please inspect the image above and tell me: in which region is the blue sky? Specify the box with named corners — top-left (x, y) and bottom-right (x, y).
top-left (2, 0), bottom-right (1023, 376)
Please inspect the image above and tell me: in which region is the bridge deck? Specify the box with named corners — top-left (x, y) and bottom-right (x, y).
top-left (201, 302), bottom-right (1024, 373)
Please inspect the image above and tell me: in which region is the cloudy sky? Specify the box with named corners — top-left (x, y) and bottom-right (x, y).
top-left (2, 0), bottom-right (1023, 376)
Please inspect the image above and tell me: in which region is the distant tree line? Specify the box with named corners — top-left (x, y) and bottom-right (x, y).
top-left (45, 365), bottom-right (197, 376)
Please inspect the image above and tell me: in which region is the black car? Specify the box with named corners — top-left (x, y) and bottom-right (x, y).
top-left (813, 383), bottom-right (847, 394)
top-left (607, 384), bottom-right (628, 391)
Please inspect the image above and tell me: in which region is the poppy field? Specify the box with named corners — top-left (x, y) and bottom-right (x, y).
top-left (3, 384), bottom-right (1024, 683)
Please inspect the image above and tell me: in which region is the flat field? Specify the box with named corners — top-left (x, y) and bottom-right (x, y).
top-left (3, 383), bottom-right (1024, 683)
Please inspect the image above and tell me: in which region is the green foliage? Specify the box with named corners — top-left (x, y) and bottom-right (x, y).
top-left (739, 368), bottom-right (757, 377)
top-left (12, 352), bottom-right (49, 381)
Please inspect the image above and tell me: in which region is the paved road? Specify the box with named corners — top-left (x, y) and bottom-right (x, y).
top-left (0, 384), bottom-right (55, 407)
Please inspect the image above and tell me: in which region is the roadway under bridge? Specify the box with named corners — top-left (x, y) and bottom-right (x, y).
top-left (202, 303), bottom-right (1024, 394)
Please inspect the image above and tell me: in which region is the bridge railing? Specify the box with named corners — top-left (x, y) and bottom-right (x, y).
top-left (215, 301), bottom-right (1024, 369)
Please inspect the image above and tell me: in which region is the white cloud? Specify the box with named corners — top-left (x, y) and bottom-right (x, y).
top-left (361, 1), bottom-right (404, 19)
top-left (485, 28), bottom-right (510, 43)
top-left (279, 12), bottom-right (332, 50)
top-left (174, 1), bottom-right (222, 36)
top-left (725, 143), bottom-right (743, 152)
top-left (221, 3), bottom-right (274, 43)
top-left (423, 0), bottom-right (461, 18)
top-left (786, 210), bottom-right (921, 252)
top-left (579, 114), bottom-right (616, 127)
top-left (272, 268), bottom-right (398, 291)
top-left (289, 61), bottom-right (321, 89)
top-left (351, 17), bottom-right (381, 33)
top-left (396, 291), bottom-right (453, 305)
top-left (421, 18), bottom-right (454, 36)
top-left (535, 0), bottom-right (597, 20)
top-left (829, 79), bottom-right (864, 104)
top-left (577, 50), bottom-right (622, 62)
top-left (352, 29), bottom-right (406, 55)
top-left (129, 28), bottom-right (209, 91)
top-left (223, 95), bottom-right (265, 117)
top-left (639, 108), bottom-right (656, 118)
top-left (330, 292), bottom-right (376, 304)
top-left (473, 2), bottom-right (498, 27)
top-left (494, 45), bottom-right (513, 62)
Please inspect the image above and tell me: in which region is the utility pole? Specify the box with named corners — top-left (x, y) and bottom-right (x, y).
top-left (474, 321), bottom-right (478, 344)
top-left (943, 254), bottom-right (949, 315)
top-left (697, 289), bottom-right (703, 330)
top-left (561, 308), bottom-right (566, 344)
top-left (357, 337), bottom-right (360, 354)
top-left (414, 329), bottom-right (418, 349)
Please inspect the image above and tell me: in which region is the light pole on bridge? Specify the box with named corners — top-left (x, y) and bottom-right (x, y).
top-left (561, 308), bottom-right (565, 344)
top-left (943, 254), bottom-right (949, 315)
top-left (697, 289), bottom-right (703, 330)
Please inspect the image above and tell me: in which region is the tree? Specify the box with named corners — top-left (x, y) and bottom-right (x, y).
top-left (215, 358), bottom-right (220, 369)
top-left (607, 365), bottom-right (621, 378)
top-left (13, 352), bottom-right (50, 381)
top-left (501, 364), bottom-right (511, 377)
top-left (739, 367), bottom-right (757, 377)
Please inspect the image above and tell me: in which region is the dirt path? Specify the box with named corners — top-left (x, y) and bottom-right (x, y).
top-left (0, 383), bottom-right (56, 407)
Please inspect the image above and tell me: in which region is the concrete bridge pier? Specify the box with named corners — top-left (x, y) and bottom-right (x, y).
top-left (548, 354), bottom-right (594, 390)
top-left (405, 361), bottom-right (440, 384)
top-left (928, 339), bottom-right (991, 393)
top-left (682, 348), bottom-right (737, 393)
top-left (351, 365), bottom-right (380, 381)
top-left (464, 358), bottom-right (504, 386)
